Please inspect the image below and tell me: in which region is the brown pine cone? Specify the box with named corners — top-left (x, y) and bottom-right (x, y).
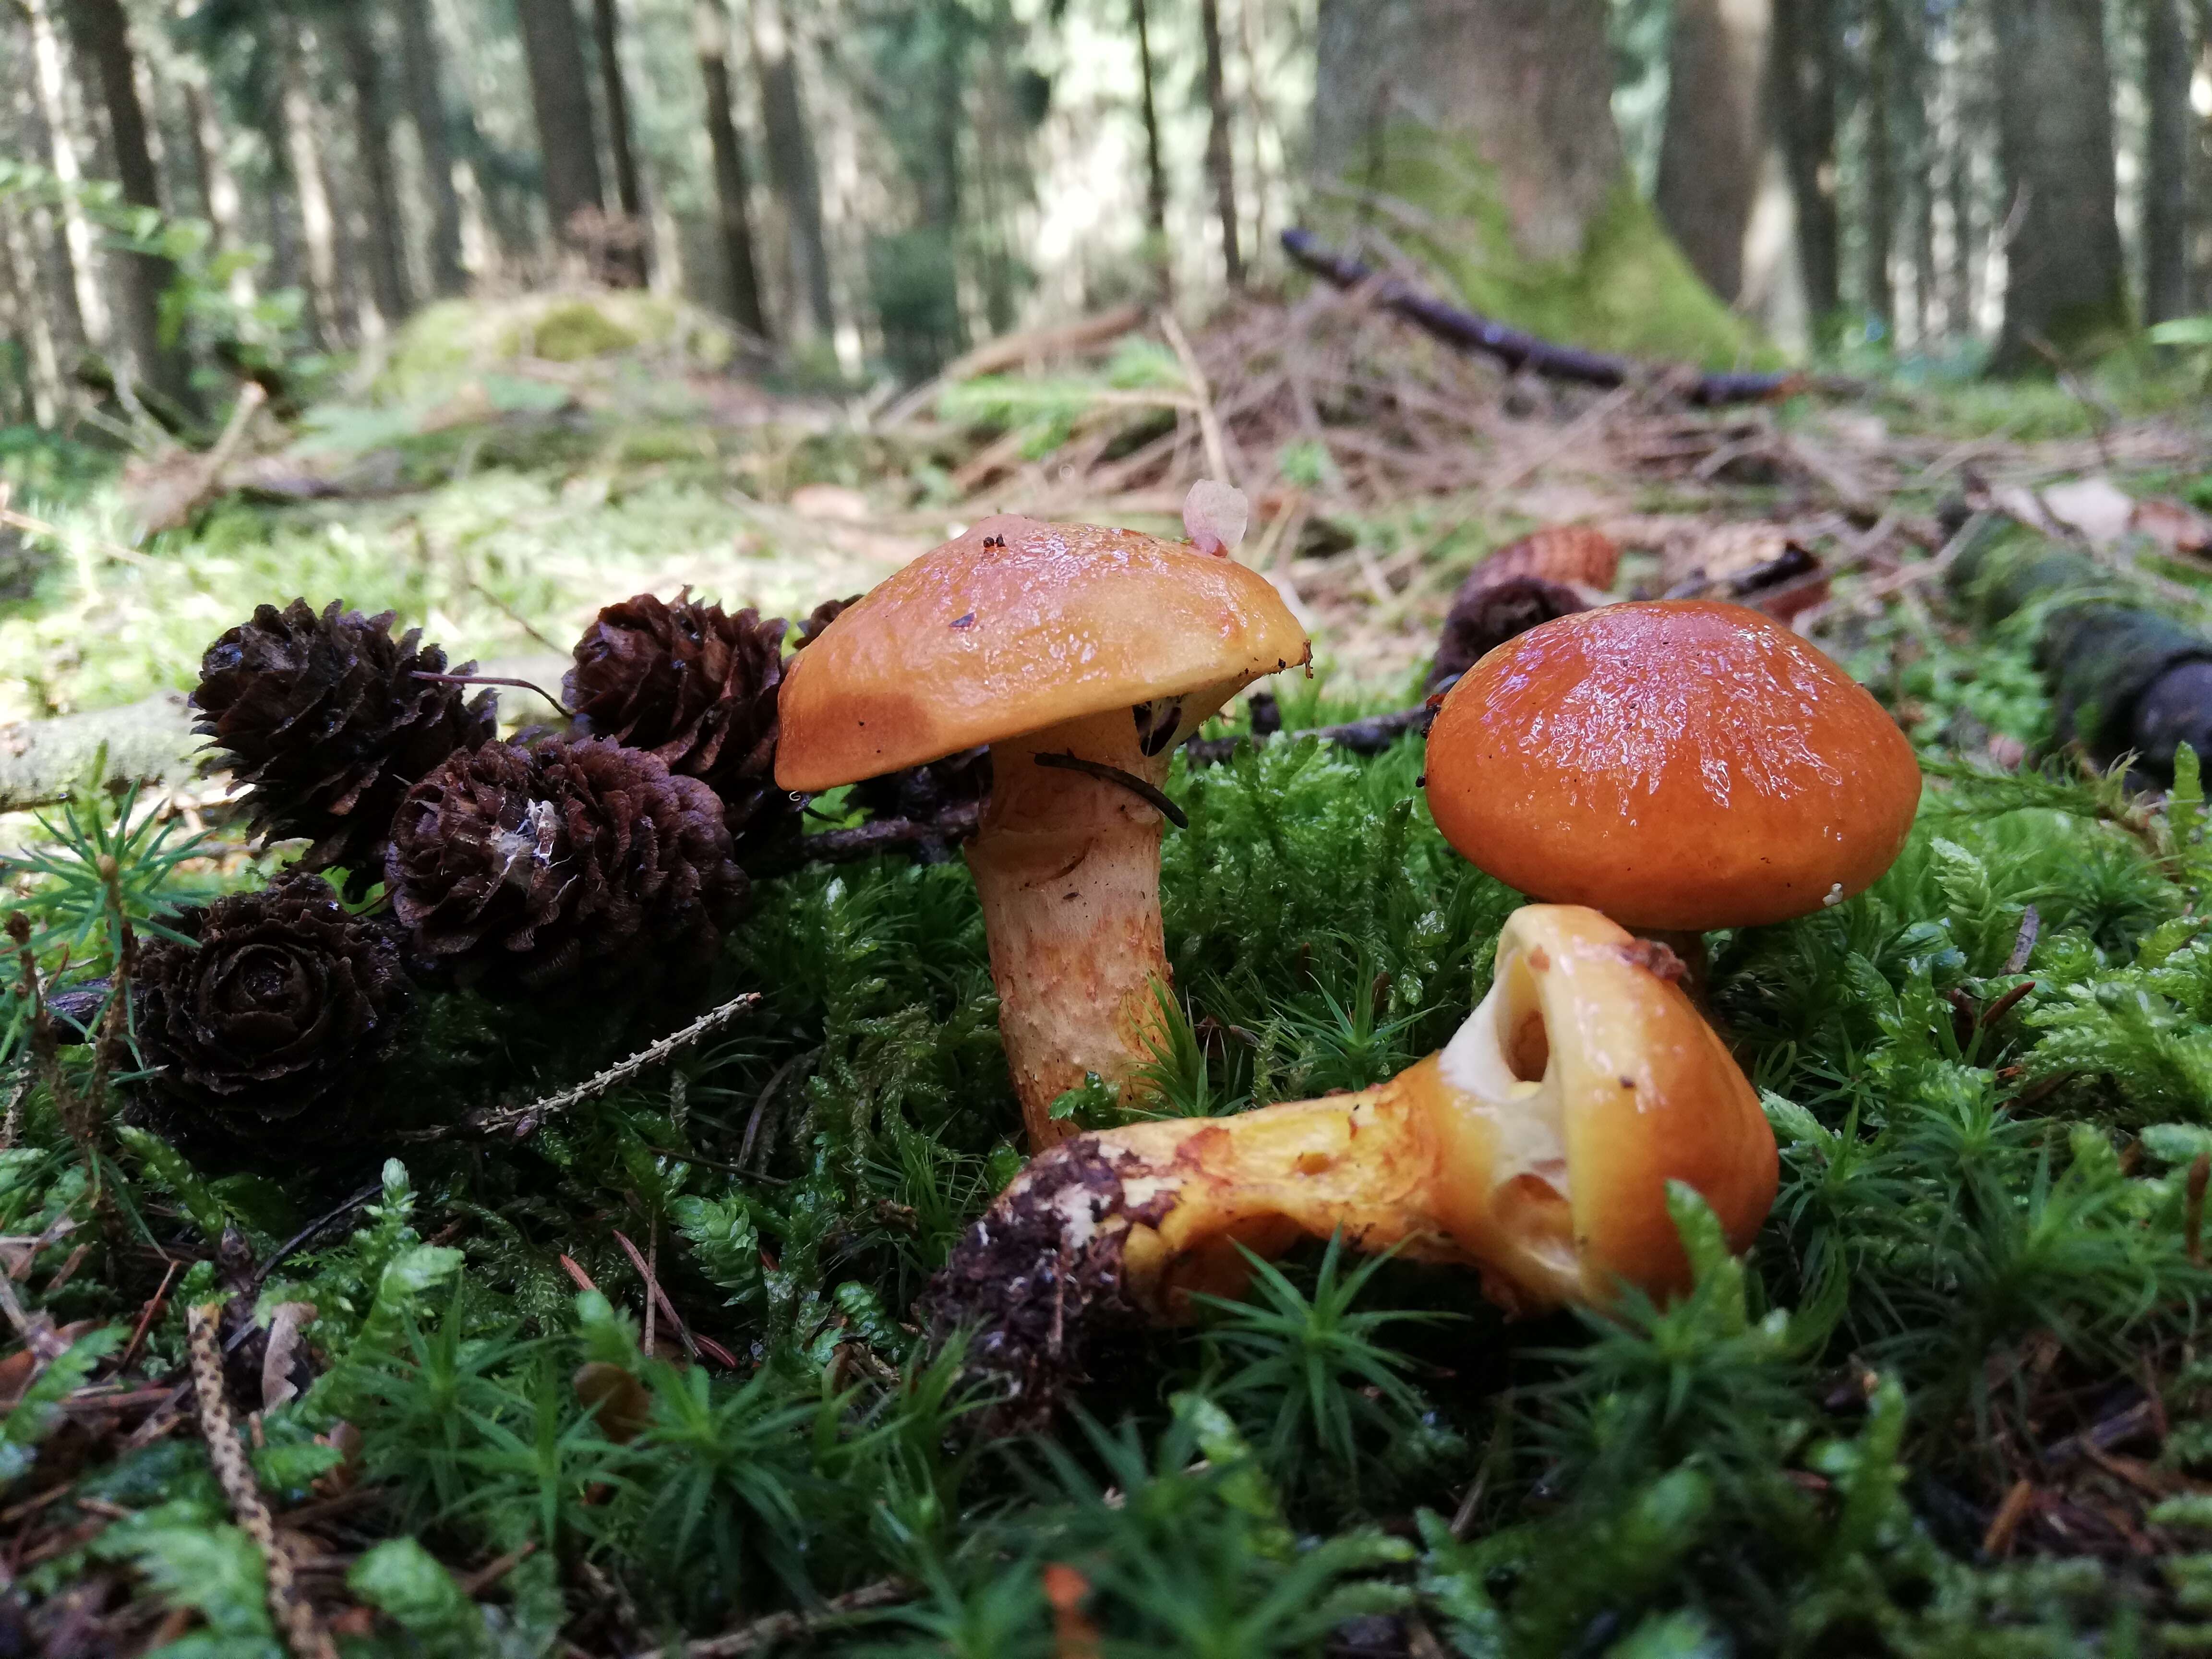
top-left (193, 601), bottom-right (495, 893)
top-left (565, 591), bottom-right (794, 859)
top-left (795, 595), bottom-right (991, 827)
top-left (385, 737), bottom-right (742, 992)
top-left (134, 873), bottom-right (410, 1142)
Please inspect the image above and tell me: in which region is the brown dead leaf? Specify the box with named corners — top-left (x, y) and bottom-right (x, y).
top-left (2131, 496), bottom-right (2212, 555)
top-left (573, 1361), bottom-right (652, 1443)
top-left (1476, 524), bottom-right (1620, 591)
top-left (260, 1301), bottom-right (318, 1413)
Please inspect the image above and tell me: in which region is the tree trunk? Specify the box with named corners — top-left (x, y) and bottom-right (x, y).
top-left (279, 21), bottom-right (343, 348)
top-left (1310, 0), bottom-right (1751, 362)
top-left (1771, 0), bottom-right (1840, 337)
top-left (2144, 0), bottom-right (2193, 323)
top-left (515, 0), bottom-right (604, 253)
top-left (179, 79), bottom-right (245, 305)
top-left (1199, 0), bottom-right (1241, 287)
top-left (395, 0), bottom-right (467, 297)
top-left (18, 0), bottom-right (94, 354)
top-left (694, 0), bottom-right (766, 337)
top-left (1655, 0), bottom-right (1770, 303)
top-left (1990, 0), bottom-right (2127, 370)
top-left (751, 0), bottom-right (834, 339)
top-left (1860, 0), bottom-right (1895, 338)
top-left (0, 195), bottom-right (64, 424)
top-left (336, 3), bottom-right (412, 330)
top-left (590, 0), bottom-right (648, 286)
top-left (1133, 0), bottom-right (1167, 248)
top-left (63, 0), bottom-right (197, 413)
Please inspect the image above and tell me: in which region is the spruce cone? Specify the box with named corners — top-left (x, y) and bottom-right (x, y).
top-left (193, 600), bottom-right (495, 892)
top-left (565, 591), bottom-right (794, 859)
top-left (385, 737), bottom-right (742, 992)
top-left (134, 873), bottom-right (410, 1142)
top-left (795, 596), bottom-right (991, 827)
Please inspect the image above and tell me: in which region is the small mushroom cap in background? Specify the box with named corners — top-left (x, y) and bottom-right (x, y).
top-left (776, 513), bottom-right (1310, 792)
top-left (1424, 601), bottom-right (1922, 931)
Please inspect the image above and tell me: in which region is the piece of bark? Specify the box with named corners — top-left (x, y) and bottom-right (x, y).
top-left (1949, 519), bottom-right (2212, 781)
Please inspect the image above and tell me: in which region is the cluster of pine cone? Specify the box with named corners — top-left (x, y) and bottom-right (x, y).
top-left (142, 585), bottom-right (976, 1151)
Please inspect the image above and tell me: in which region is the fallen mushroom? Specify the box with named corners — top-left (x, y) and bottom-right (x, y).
top-left (926, 904), bottom-right (1778, 1427)
top-left (1423, 601), bottom-right (1922, 957)
top-left (777, 488), bottom-right (1310, 1149)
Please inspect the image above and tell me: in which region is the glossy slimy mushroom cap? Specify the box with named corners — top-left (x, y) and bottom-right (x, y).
top-left (1424, 600), bottom-right (1921, 932)
top-left (775, 514), bottom-right (1309, 793)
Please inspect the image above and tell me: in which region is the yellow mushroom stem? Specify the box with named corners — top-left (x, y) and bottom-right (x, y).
top-left (966, 686), bottom-right (1242, 1151)
top-left (978, 905), bottom-right (1778, 1316)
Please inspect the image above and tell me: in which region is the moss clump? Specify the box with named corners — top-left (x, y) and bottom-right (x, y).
top-left (1315, 124), bottom-right (1771, 370)
top-left (526, 299), bottom-right (644, 362)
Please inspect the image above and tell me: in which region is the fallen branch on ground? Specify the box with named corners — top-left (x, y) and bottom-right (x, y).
top-left (1280, 228), bottom-right (1803, 408)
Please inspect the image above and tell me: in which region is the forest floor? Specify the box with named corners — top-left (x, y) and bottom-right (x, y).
top-left (7, 284), bottom-right (2212, 1657)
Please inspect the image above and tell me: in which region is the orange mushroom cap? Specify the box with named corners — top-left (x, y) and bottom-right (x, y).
top-left (1424, 600), bottom-right (1922, 931)
top-left (776, 514), bottom-right (1309, 793)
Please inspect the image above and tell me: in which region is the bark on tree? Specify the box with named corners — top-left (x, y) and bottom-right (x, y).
top-left (515, 0), bottom-right (605, 252)
top-left (337, 2), bottom-right (412, 329)
top-left (1991, 0), bottom-right (2127, 370)
top-left (1309, 0), bottom-right (1750, 361)
top-left (1133, 0), bottom-right (1168, 247)
top-left (179, 80), bottom-right (240, 298)
top-left (590, 0), bottom-right (648, 286)
top-left (1655, 0), bottom-right (1771, 303)
top-left (1313, 0), bottom-right (1624, 266)
top-left (1199, 0), bottom-right (1241, 287)
top-left (0, 195), bottom-right (63, 425)
top-left (279, 20), bottom-right (343, 349)
top-left (694, 0), bottom-right (766, 337)
top-left (2143, 0), bottom-right (2194, 323)
top-left (62, 0), bottom-right (196, 413)
top-left (1860, 0), bottom-right (1896, 337)
top-left (14, 2), bottom-right (92, 355)
top-left (751, 0), bottom-right (834, 338)
top-left (396, 0), bottom-right (468, 297)
top-left (1771, 0), bottom-right (1840, 337)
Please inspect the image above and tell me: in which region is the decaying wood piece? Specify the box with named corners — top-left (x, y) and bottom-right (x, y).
top-left (1281, 229), bottom-right (1803, 407)
top-left (1948, 511), bottom-right (2212, 781)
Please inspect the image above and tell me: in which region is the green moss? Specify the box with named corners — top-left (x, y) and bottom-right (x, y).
top-left (522, 300), bottom-right (644, 363)
top-left (1315, 124), bottom-right (1769, 369)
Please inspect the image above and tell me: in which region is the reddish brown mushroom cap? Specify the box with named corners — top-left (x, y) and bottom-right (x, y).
top-left (776, 514), bottom-right (1308, 793)
top-left (1424, 600), bottom-right (1922, 931)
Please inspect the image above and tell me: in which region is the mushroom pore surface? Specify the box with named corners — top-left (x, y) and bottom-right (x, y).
top-left (947, 904), bottom-right (1776, 1335)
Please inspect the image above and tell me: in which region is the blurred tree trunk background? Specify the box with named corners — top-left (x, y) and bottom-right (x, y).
top-left (0, 0), bottom-right (2205, 431)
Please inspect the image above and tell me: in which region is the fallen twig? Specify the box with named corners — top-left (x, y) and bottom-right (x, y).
top-left (187, 1302), bottom-right (337, 1659)
top-left (1160, 310), bottom-right (1234, 486)
top-left (635, 1578), bottom-right (917, 1659)
top-left (1280, 229), bottom-right (1801, 407)
top-left (409, 992), bottom-right (762, 1141)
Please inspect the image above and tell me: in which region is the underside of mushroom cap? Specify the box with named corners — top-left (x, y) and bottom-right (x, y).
top-left (1429, 904), bottom-right (1778, 1305)
top-left (775, 514), bottom-right (1310, 792)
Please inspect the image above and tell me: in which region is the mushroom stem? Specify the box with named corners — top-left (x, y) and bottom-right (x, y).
top-left (966, 706), bottom-right (1181, 1149)
top-left (927, 906), bottom-right (1780, 1425)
